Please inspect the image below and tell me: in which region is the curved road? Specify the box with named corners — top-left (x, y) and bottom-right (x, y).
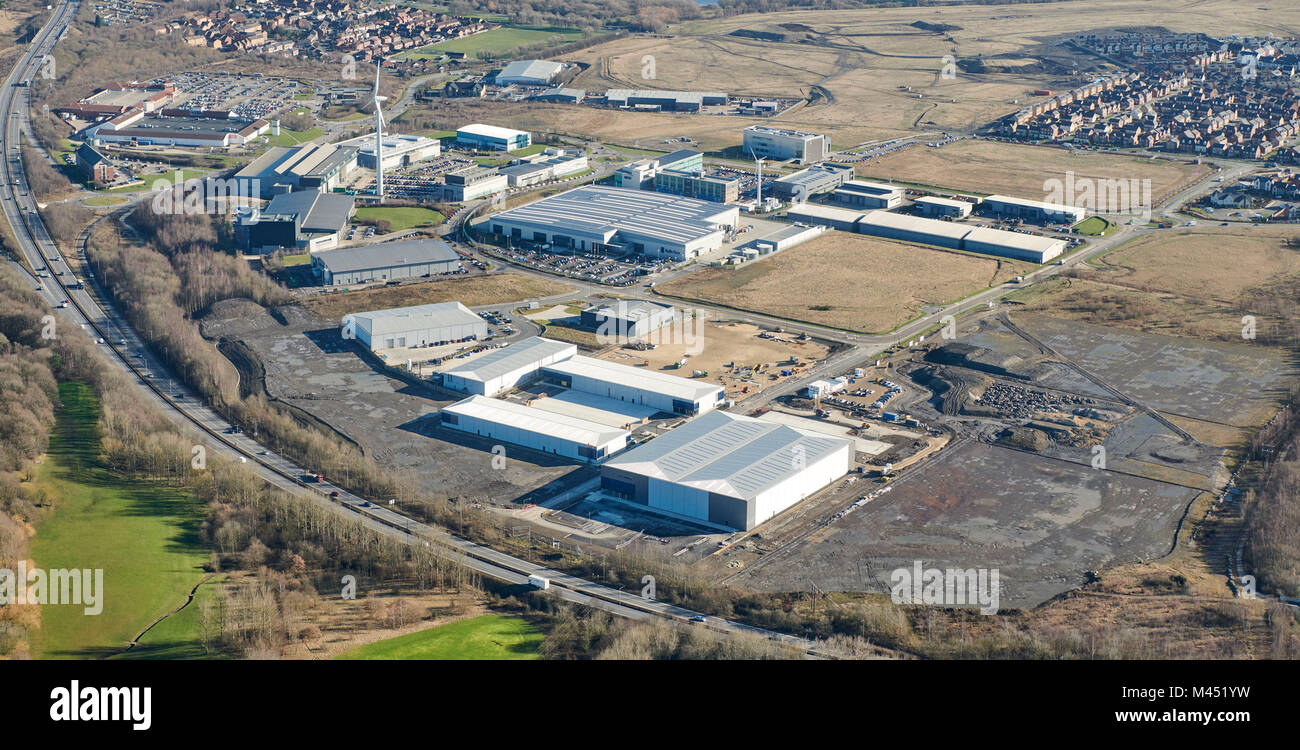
top-left (1, 1), bottom-right (829, 655)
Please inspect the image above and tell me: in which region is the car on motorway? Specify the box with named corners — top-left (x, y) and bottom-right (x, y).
top-left (329, 491), bottom-right (340, 498)
top-left (689, 615), bottom-right (707, 623)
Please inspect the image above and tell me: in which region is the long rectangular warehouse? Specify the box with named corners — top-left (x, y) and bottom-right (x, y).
top-left (836, 210), bottom-right (1067, 263)
top-left (482, 185), bottom-right (739, 260)
top-left (541, 355), bottom-right (724, 416)
top-left (442, 336), bottom-right (577, 396)
top-left (441, 395), bottom-right (630, 463)
top-left (312, 238), bottom-right (461, 285)
top-left (600, 410), bottom-right (855, 530)
top-left (344, 301), bottom-right (487, 352)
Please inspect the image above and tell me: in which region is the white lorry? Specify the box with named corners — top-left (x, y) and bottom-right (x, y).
top-left (528, 574), bottom-right (550, 590)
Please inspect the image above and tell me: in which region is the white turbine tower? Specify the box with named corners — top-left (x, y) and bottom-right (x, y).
top-left (755, 157), bottom-right (765, 211)
top-left (372, 61), bottom-right (387, 201)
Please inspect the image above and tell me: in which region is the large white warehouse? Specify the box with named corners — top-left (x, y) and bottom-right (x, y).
top-left (481, 185), bottom-right (739, 260)
top-left (600, 410), bottom-right (855, 530)
top-left (541, 355), bottom-right (724, 416)
top-left (343, 301), bottom-right (487, 352)
top-left (441, 336), bottom-right (576, 396)
top-left (441, 395), bottom-right (630, 463)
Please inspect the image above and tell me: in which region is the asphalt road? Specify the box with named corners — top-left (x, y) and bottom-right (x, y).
top-left (0, 1), bottom-right (828, 654)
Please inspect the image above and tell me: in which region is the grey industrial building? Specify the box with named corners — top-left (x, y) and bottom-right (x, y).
top-left (239, 191), bottom-right (355, 253)
top-left (441, 395), bottom-right (630, 463)
top-left (312, 238), bottom-right (462, 286)
top-left (531, 87), bottom-right (585, 104)
top-left (603, 89), bottom-right (728, 112)
top-left (344, 301), bottom-right (486, 352)
top-left (914, 195), bottom-right (974, 218)
top-left (742, 125), bottom-right (830, 163)
top-left (234, 142), bottom-right (359, 199)
top-left (835, 180), bottom-right (903, 209)
top-left (785, 203), bottom-right (868, 232)
top-left (442, 166), bottom-right (509, 201)
top-left (482, 185), bottom-right (739, 260)
top-left (982, 194), bottom-right (1086, 224)
top-left (540, 355), bottom-right (724, 416)
top-left (580, 300), bottom-right (676, 341)
top-left (600, 410), bottom-right (855, 530)
top-left (770, 163), bottom-right (855, 202)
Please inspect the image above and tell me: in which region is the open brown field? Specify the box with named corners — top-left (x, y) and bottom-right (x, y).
top-left (595, 320), bottom-right (832, 400)
top-left (1008, 221), bottom-right (1300, 343)
top-left (302, 273), bottom-right (572, 322)
top-left (1090, 225), bottom-right (1300, 303)
top-left (657, 231), bottom-right (1031, 333)
top-left (550, 0), bottom-right (1300, 148)
top-left (858, 139), bottom-right (1210, 205)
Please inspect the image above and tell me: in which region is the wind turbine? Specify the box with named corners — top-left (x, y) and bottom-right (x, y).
top-left (372, 60), bottom-right (387, 201)
top-left (755, 156), bottom-right (765, 211)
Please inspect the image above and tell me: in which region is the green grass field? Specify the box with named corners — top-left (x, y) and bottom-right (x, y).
top-left (267, 126), bottom-right (323, 147)
top-left (279, 252), bottom-right (311, 266)
top-left (354, 206), bottom-right (446, 231)
top-left (402, 26), bottom-right (582, 60)
top-left (335, 615), bottom-right (543, 660)
top-left (31, 383), bottom-right (209, 659)
top-left (1073, 216), bottom-right (1115, 236)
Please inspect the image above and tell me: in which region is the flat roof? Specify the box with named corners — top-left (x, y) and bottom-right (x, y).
top-left (458, 123), bottom-right (530, 140)
top-left (314, 238), bottom-right (458, 273)
top-left (604, 410), bottom-right (852, 500)
top-left (787, 203), bottom-right (867, 224)
top-left (487, 185), bottom-right (735, 246)
top-left (744, 124), bottom-right (825, 139)
top-left (347, 301), bottom-right (481, 337)
top-left (775, 166), bottom-right (846, 187)
top-left (985, 194), bottom-right (1085, 214)
top-left (857, 210), bottom-right (972, 240)
top-left (443, 336), bottom-right (576, 383)
top-left (915, 195), bottom-right (973, 209)
top-left (358, 134), bottom-right (438, 157)
top-left (543, 355), bottom-right (722, 403)
top-left (264, 191), bottom-right (354, 233)
top-left (528, 390), bottom-right (659, 428)
top-left (839, 179), bottom-right (902, 196)
top-left (584, 299), bottom-right (674, 321)
top-left (962, 226), bottom-right (1066, 253)
top-left (443, 395), bottom-right (629, 447)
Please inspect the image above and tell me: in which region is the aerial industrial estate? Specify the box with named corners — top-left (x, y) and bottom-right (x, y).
top-left (4, 0), bottom-right (1300, 692)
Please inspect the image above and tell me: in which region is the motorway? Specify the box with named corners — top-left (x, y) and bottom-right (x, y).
top-left (1, 1), bottom-right (827, 654)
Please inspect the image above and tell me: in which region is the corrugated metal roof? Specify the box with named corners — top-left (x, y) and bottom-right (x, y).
top-left (496, 59), bottom-right (565, 83)
top-left (543, 355), bottom-right (722, 403)
top-left (314, 238), bottom-right (457, 273)
top-left (443, 336), bottom-right (576, 382)
top-left (443, 395), bottom-right (628, 447)
top-left (487, 185), bottom-right (734, 245)
top-left (347, 301), bottom-right (481, 338)
top-left (605, 410), bottom-right (852, 499)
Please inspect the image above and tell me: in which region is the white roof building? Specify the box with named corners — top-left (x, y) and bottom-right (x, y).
top-left (442, 336), bottom-right (577, 396)
top-left (601, 410), bottom-right (855, 529)
top-left (441, 395), bottom-right (629, 463)
top-left (344, 301), bottom-right (486, 351)
top-left (541, 355), bottom-right (724, 416)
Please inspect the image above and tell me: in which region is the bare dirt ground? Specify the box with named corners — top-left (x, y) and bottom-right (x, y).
top-left (593, 319), bottom-right (833, 400)
top-left (657, 231), bottom-right (1031, 333)
top-left (302, 273), bottom-right (573, 323)
top-left (858, 139), bottom-right (1210, 204)
top-left (723, 439), bottom-right (1199, 608)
